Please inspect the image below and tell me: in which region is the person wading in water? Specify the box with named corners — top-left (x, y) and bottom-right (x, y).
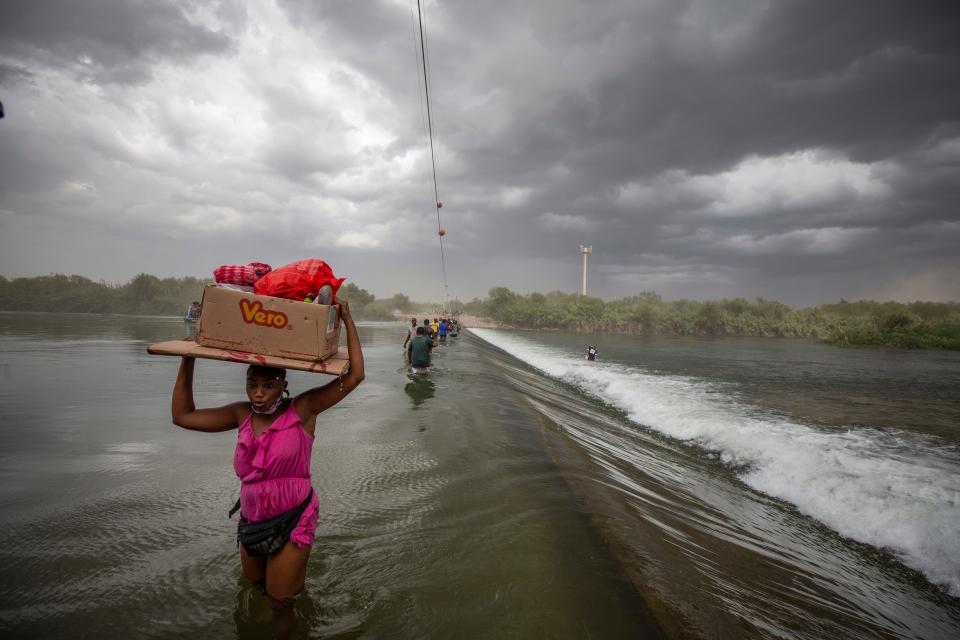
top-left (170, 299), bottom-right (364, 638)
top-left (402, 317), bottom-right (418, 351)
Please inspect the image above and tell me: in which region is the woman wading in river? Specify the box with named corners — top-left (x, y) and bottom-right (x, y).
top-left (170, 299), bottom-right (364, 638)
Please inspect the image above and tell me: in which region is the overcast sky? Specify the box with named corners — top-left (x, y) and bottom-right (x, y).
top-left (1, 0), bottom-right (959, 305)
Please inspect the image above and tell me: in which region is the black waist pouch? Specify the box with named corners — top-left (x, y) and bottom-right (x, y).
top-left (233, 489), bottom-right (313, 557)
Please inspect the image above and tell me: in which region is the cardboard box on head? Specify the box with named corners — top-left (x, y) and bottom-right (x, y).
top-left (196, 285), bottom-right (341, 361)
top-left (147, 339), bottom-right (349, 375)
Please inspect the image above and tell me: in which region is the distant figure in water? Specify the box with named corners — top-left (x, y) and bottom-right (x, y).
top-left (402, 317), bottom-right (418, 351)
top-left (407, 326), bottom-right (433, 372)
top-left (169, 300), bottom-right (364, 639)
top-left (185, 301), bottom-right (200, 322)
top-left (586, 345), bottom-right (598, 361)
top-left (438, 318), bottom-right (448, 344)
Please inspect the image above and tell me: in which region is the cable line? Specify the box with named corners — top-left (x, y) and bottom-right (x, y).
top-left (414, 0), bottom-right (451, 311)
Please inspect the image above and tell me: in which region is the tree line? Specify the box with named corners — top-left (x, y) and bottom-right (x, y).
top-left (461, 287), bottom-right (960, 349)
top-left (4, 275), bottom-right (957, 348)
top-left (0, 274), bottom-right (415, 321)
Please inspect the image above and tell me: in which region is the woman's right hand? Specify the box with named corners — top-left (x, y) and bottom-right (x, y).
top-left (171, 356), bottom-right (242, 432)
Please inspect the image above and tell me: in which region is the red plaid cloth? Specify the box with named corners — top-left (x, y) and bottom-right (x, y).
top-left (213, 262), bottom-right (272, 286)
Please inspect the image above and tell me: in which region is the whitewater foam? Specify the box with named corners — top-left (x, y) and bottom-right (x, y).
top-left (471, 328), bottom-right (960, 597)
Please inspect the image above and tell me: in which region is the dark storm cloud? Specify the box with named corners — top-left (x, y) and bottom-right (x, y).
top-left (0, 0), bottom-right (234, 84)
top-left (1, 0), bottom-right (958, 303)
top-left (0, 63), bottom-right (32, 86)
top-left (467, 0), bottom-right (960, 186)
top-left (0, 123), bottom-right (78, 196)
top-left (275, 0), bottom-right (435, 154)
top-left (257, 83), bottom-right (361, 182)
top-left (283, 1), bottom-right (959, 199)
top-left (373, 0), bottom-right (960, 300)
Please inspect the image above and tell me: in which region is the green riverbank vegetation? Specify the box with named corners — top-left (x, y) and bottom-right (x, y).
top-left (0, 274), bottom-right (413, 321)
top-left (4, 275), bottom-right (958, 349)
top-left (462, 287), bottom-right (960, 350)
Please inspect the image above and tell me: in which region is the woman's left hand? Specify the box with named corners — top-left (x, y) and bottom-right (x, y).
top-left (337, 299), bottom-right (352, 319)
top-left (294, 296), bottom-right (364, 420)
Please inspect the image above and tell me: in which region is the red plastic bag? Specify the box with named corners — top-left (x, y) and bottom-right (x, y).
top-left (253, 259), bottom-right (345, 301)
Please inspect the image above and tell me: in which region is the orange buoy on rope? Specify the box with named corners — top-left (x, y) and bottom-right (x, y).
top-left (438, 228), bottom-right (446, 237)
top-left (436, 201), bottom-right (443, 209)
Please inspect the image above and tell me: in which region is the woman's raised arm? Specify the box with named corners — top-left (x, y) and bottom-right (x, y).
top-left (294, 300), bottom-right (365, 420)
top-left (171, 357), bottom-right (244, 432)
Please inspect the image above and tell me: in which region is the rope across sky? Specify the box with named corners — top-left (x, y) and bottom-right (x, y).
top-left (414, 0), bottom-right (451, 310)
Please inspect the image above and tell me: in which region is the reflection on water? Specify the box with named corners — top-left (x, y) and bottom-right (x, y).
top-left (404, 375), bottom-right (435, 408)
top-left (0, 310), bottom-right (192, 344)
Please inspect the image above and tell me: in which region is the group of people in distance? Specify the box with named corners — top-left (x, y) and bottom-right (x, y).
top-left (403, 315), bottom-right (460, 371)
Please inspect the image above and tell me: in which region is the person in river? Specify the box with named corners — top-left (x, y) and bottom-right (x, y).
top-left (402, 317), bottom-right (418, 351)
top-left (170, 299), bottom-right (364, 639)
top-left (423, 318), bottom-right (436, 346)
top-left (407, 326), bottom-right (433, 372)
top-left (586, 345), bottom-right (598, 361)
top-left (438, 318), bottom-right (448, 345)
top-left (184, 301), bottom-right (201, 322)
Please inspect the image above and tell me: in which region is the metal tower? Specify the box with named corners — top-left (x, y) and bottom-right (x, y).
top-left (580, 245), bottom-right (592, 295)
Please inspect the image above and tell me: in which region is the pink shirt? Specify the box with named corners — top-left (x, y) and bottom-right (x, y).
top-left (234, 402), bottom-right (319, 548)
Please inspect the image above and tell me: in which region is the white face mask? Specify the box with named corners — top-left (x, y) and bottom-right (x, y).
top-left (252, 394), bottom-right (284, 415)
